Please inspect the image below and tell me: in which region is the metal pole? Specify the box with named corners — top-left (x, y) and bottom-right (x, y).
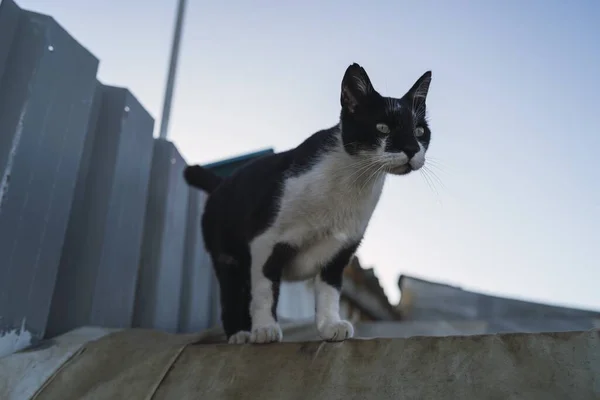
top-left (158, 0), bottom-right (187, 140)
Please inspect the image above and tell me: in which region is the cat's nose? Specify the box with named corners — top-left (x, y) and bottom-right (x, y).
top-left (403, 142), bottom-right (421, 159)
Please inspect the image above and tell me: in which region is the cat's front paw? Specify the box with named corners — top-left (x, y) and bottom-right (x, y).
top-left (228, 331), bottom-right (251, 344)
top-left (249, 323), bottom-right (283, 344)
top-left (318, 320), bottom-right (354, 342)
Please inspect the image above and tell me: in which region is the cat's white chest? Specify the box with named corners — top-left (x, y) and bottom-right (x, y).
top-left (272, 152), bottom-right (385, 280)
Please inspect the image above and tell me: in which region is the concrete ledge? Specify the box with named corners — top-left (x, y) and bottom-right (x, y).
top-left (1, 327), bottom-right (598, 399)
top-left (0, 327), bottom-right (116, 400)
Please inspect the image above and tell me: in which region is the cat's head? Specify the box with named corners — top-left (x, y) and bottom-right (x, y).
top-left (339, 63), bottom-right (432, 176)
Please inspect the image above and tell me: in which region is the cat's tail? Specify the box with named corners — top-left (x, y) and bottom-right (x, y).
top-left (183, 165), bottom-right (223, 193)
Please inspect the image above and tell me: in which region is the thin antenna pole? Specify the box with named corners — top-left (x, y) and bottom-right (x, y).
top-left (158, 0), bottom-right (187, 140)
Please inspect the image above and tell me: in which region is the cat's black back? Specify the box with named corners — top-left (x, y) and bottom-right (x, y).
top-left (202, 125), bottom-right (338, 248)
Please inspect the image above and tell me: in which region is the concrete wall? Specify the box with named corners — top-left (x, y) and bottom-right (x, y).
top-left (0, 0), bottom-right (314, 358)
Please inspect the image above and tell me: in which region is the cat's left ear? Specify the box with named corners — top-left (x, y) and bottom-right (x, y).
top-left (341, 63), bottom-right (375, 113)
top-left (406, 71), bottom-right (432, 110)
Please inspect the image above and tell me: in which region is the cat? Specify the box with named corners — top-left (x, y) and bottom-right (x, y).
top-left (184, 63), bottom-right (432, 344)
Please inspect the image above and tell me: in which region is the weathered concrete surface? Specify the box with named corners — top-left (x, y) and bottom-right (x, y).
top-left (0, 327), bottom-right (115, 400)
top-left (191, 318), bottom-right (600, 344)
top-left (1, 327), bottom-right (598, 400)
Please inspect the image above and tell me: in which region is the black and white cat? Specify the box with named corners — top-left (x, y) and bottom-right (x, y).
top-left (184, 63), bottom-right (433, 344)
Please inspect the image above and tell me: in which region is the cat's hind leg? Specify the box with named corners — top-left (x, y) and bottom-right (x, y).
top-left (249, 239), bottom-right (298, 344)
top-left (213, 253), bottom-right (252, 344)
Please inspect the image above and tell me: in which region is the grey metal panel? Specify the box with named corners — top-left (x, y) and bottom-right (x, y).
top-left (45, 82), bottom-right (102, 338)
top-left (178, 189), bottom-right (212, 333)
top-left (0, 0), bottom-right (23, 200)
top-left (0, 0), bottom-right (21, 84)
top-left (47, 86), bottom-right (154, 337)
top-left (134, 139), bottom-right (188, 332)
top-left (398, 275), bottom-right (600, 321)
top-left (0, 10), bottom-right (99, 351)
top-left (90, 88), bottom-right (154, 328)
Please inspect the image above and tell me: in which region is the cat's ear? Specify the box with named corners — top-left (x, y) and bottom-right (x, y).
top-left (341, 63), bottom-right (375, 113)
top-left (406, 71), bottom-right (432, 110)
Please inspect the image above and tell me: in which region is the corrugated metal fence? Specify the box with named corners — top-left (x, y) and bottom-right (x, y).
top-left (0, 0), bottom-right (311, 358)
top-left (0, 0), bottom-right (315, 358)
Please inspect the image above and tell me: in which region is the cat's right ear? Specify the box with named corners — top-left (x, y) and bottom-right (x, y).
top-left (406, 71), bottom-right (432, 110)
top-left (341, 63), bottom-right (375, 113)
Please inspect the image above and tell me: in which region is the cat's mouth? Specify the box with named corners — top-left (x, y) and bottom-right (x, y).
top-left (387, 164), bottom-right (413, 176)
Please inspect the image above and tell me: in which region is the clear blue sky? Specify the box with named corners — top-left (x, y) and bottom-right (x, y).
top-left (19, 0), bottom-right (600, 310)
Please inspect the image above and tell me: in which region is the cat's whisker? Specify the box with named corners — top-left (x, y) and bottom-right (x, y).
top-left (420, 169), bottom-right (436, 194)
top-left (338, 162), bottom-right (372, 176)
top-left (423, 165), bottom-right (447, 191)
top-left (347, 166), bottom-right (372, 186)
top-left (359, 162), bottom-right (387, 194)
top-left (420, 169), bottom-right (443, 205)
top-left (425, 157), bottom-right (446, 168)
top-left (421, 167), bottom-right (446, 208)
top-left (426, 157), bottom-right (452, 175)
top-left (367, 163), bottom-right (387, 183)
top-left (426, 155), bottom-right (444, 163)
top-left (344, 153), bottom-right (390, 190)
top-left (336, 160), bottom-right (380, 183)
top-left (421, 169), bottom-right (440, 196)
top-left (424, 161), bottom-right (445, 174)
top-left (349, 162), bottom-right (383, 188)
top-left (343, 159), bottom-right (377, 183)
top-left (420, 169), bottom-right (436, 196)
top-left (336, 151), bottom-right (382, 170)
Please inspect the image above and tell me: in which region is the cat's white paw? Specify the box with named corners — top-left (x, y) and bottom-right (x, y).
top-left (228, 331), bottom-right (251, 344)
top-left (318, 320), bottom-right (354, 342)
top-left (249, 324), bottom-right (283, 344)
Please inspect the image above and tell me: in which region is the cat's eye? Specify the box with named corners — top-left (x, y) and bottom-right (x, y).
top-left (415, 127), bottom-right (425, 137)
top-left (376, 123), bottom-right (390, 134)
